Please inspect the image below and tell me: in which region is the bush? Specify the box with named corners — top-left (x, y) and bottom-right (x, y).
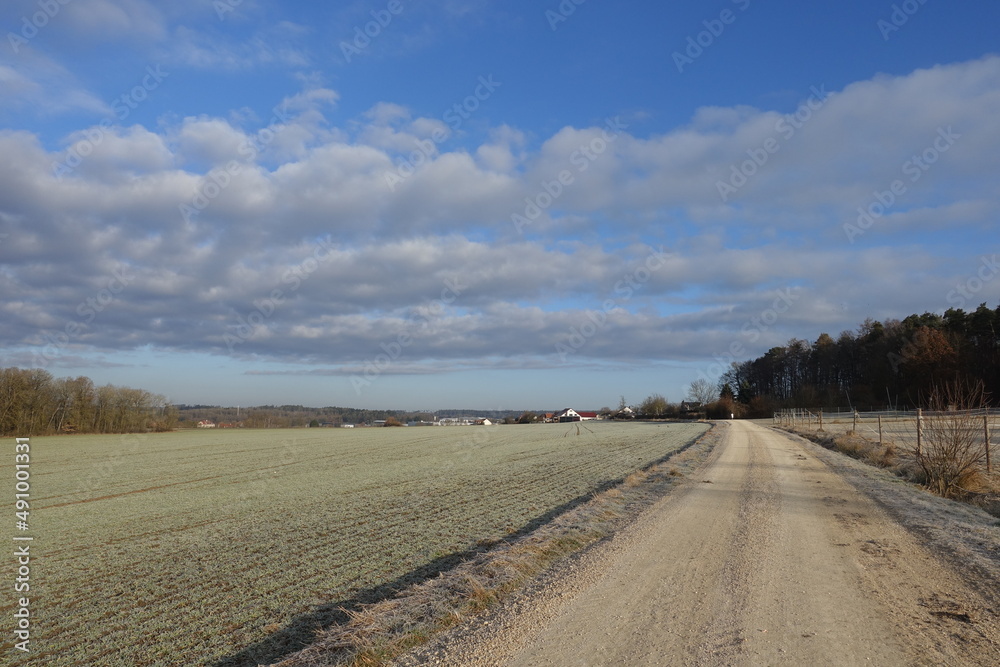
top-left (917, 380), bottom-right (989, 498)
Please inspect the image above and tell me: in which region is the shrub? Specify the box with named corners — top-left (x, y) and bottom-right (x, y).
top-left (917, 380), bottom-right (990, 498)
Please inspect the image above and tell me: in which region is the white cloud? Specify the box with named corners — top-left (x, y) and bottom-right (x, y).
top-left (62, 124), bottom-right (174, 176)
top-left (0, 52), bottom-right (109, 116)
top-left (61, 0), bottom-right (167, 43)
top-left (175, 116), bottom-right (251, 165)
top-left (0, 64), bottom-right (41, 98)
top-left (166, 24), bottom-right (309, 71)
top-left (2, 58), bottom-right (1000, 377)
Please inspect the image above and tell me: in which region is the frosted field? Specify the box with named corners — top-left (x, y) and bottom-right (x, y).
top-left (3, 421), bottom-right (708, 666)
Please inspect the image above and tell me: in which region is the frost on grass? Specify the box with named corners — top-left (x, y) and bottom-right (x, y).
top-left (18, 421), bottom-right (709, 666)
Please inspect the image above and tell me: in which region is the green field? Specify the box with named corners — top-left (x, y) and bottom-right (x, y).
top-left (3, 421), bottom-right (708, 665)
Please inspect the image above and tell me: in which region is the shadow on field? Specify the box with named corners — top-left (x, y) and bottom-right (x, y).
top-left (211, 483), bottom-right (628, 667)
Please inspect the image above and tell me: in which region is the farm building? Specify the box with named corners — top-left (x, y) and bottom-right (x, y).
top-left (554, 408), bottom-right (598, 422)
top-left (196, 420), bottom-right (216, 428)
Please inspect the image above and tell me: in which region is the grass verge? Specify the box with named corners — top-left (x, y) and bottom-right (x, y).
top-left (271, 423), bottom-right (723, 667)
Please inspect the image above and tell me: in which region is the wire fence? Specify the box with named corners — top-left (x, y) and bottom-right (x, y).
top-left (773, 408), bottom-right (997, 474)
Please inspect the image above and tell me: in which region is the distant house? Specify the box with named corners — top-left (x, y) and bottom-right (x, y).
top-left (475, 418), bottom-right (493, 426)
top-left (555, 409), bottom-right (579, 422)
top-left (340, 424), bottom-right (355, 428)
top-left (615, 406), bottom-right (636, 419)
top-left (197, 420), bottom-right (216, 428)
top-left (554, 408), bottom-right (597, 423)
top-left (680, 401), bottom-right (703, 414)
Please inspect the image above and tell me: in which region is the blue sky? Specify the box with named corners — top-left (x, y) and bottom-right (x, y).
top-left (1, 0), bottom-right (999, 411)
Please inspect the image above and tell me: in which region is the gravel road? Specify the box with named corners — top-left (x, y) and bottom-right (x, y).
top-left (394, 420), bottom-right (1000, 666)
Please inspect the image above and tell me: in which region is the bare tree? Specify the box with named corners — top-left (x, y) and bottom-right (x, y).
top-left (686, 378), bottom-right (716, 405)
top-left (639, 393), bottom-right (669, 417)
top-left (0, 367), bottom-right (173, 436)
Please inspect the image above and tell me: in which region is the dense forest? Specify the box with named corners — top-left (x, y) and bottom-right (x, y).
top-left (719, 302), bottom-right (1000, 416)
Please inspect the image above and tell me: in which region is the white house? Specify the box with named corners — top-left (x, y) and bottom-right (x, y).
top-left (554, 408), bottom-right (598, 422)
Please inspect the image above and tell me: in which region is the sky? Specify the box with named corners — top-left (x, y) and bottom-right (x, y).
top-left (1, 0), bottom-right (999, 411)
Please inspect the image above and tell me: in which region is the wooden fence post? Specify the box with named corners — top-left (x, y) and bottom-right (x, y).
top-left (853, 410), bottom-right (858, 432)
top-left (819, 411), bottom-right (823, 432)
top-left (985, 414), bottom-right (992, 473)
top-left (878, 415), bottom-right (883, 446)
top-left (916, 409), bottom-right (922, 459)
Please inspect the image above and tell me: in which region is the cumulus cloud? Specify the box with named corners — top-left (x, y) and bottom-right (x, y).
top-left (2, 58), bottom-right (1000, 377)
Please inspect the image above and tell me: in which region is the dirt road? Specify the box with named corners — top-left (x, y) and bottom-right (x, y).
top-left (397, 420), bottom-right (1000, 666)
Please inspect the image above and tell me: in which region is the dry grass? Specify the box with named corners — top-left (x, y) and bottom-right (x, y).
top-left (866, 442), bottom-right (899, 468)
top-left (825, 432), bottom-right (899, 469)
top-left (623, 469), bottom-right (648, 488)
top-left (831, 431), bottom-right (871, 457)
top-left (460, 574), bottom-right (497, 611)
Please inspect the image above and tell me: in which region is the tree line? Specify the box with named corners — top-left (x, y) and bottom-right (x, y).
top-left (0, 369), bottom-right (558, 435)
top-left (718, 302), bottom-right (1000, 416)
top-left (175, 404), bottom-right (410, 428)
top-left (0, 368), bottom-right (175, 435)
